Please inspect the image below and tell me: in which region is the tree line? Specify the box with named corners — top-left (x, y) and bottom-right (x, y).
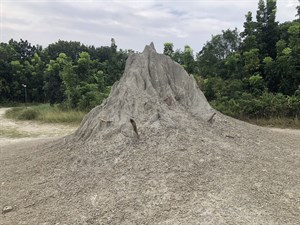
top-left (0, 38), bottom-right (129, 110)
top-left (164, 0), bottom-right (300, 119)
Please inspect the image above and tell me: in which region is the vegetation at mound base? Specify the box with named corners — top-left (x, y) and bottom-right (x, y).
top-left (246, 117), bottom-right (300, 129)
top-left (1, 0), bottom-right (300, 126)
top-left (5, 104), bottom-right (85, 125)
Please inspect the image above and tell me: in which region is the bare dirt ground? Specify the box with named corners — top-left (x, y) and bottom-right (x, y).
top-left (0, 108), bottom-right (77, 148)
top-left (269, 127), bottom-right (300, 136)
top-left (1, 115), bottom-right (300, 225)
top-left (1, 107), bottom-right (300, 225)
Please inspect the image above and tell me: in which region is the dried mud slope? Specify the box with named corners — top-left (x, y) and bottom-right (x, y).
top-left (0, 44), bottom-right (299, 225)
top-left (75, 43), bottom-right (214, 141)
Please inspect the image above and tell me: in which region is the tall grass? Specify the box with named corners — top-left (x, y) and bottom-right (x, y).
top-left (245, 117), bottom-right (300, 129)
top-left (5, 104), bottom-right (86, 125)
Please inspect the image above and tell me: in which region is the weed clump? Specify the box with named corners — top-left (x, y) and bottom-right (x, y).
top-left (6, 107), bottom-right (39, 120)
top-left (17, 108), bottom-right (39, 120)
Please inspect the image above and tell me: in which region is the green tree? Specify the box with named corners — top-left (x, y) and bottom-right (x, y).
top-left (247, 74), bottom-right (265, 96)
top-left (59, 54), bottom-right (78, 108)
top-left (30, 53), bottom-right (45, 102)
top-left (256, 0), bottom-right (267, 47)
top-left (255, 0), bottom-right (279, 58)
top-left (243, 48), bottom-right (260, 76)
top-left (44, 40), bottom-right (88, 61)
top-left (172, 49), bottom-right (184, 65)
top-left (103, 48), bottom-right (127, 86)
top-left (110, 38), bottom-right (117, 53)
top-left (275, 47), bottom-right (294, 94)
top-left (0, 43), bottom-right (17, 101)
top-left (163, 43), bottom-right (174, 58)
top-left (183, 45), bottom-right (195, 74)
top-left (263, 56), bottom-right (276, 91)
top-left (58, 51), bottom-right (108, 110)
top-left (241, 11), bottom-right (258, 51)
top-left (265, 0), bottom-right (279, 58)
top-left (8, 39), bottom-right (38, 62)
top-left (224, 52), bottom-right (243, 79)
top-left (43, 53), bottom-right (68, 105)
top-left (75, 52), bottom-right (91, 80)
top-left (10, 60), bottom-right (24, 101)
top-left (197, 29), bottom-right (241, 78)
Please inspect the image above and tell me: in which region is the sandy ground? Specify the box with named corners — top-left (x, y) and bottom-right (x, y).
top-left (1, 107), bottom-right (300, 225)
top-left (0, 108), bottom-right (78, 148)
top-left (269, 127), bottom-right (300, 136)
top-left (1, 114), bottom-right (300, 225)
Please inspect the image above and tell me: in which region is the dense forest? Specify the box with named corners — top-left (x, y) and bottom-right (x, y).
top-left (0, 38), bottom-right (129, 110)
top-left (1, 0), bottom-right (300, 120)
top-left (166, 0), bottom-right (300, 119)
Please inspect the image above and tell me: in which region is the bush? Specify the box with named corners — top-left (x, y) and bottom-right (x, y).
top-left (17, 108), bottom-right (39, 120)
top-left (5, 107), bottom-right (39, 120)
top-left (5, 107), bottom-right (23, 119)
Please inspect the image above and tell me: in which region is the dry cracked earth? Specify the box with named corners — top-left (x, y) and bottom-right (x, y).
top-left (1, 107), bottom-right (300, 225)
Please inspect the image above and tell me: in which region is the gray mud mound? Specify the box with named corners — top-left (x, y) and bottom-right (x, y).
top-left (75, 43), bottom-right (214, 141)
top-left (1, 43), bottom-right (300, 225)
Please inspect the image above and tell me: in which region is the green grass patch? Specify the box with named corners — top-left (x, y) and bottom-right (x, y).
top-left (5, 107), bottom-right (39, 120)
top-left (245, 117), bottom-right (300, 129)
top-left (5, 104), bottom-right (86, 125)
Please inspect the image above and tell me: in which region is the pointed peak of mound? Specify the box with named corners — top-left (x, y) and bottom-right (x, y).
top-left (143, 42), bottom-right (156, 53)
top-left (75, 43), bottom-right (215, 141)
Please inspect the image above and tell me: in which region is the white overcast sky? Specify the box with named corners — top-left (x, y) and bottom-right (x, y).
top-left (1, 0), bottom-right (299, 53)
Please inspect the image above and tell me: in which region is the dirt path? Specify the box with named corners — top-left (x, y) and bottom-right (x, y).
top-left (0, 108), bottom-right (78, 148)
top-left (269, 127), bottom-right (300, 136)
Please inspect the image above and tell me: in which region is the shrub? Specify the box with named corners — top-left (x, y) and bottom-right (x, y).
top-left (17, 108), bottom-right (39, 120)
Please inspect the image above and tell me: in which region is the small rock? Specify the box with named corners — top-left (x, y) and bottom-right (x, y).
top-left (2, 205), bottom-right (13, 214)
top-left (225, 135), bottom-right (235, 139)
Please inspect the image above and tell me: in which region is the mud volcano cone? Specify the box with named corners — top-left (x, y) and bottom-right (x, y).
top-left (75, 42), bottom-right (214, 141)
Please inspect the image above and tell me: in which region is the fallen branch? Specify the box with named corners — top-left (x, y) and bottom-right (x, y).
top-left (130, 119), bottom-right (139, 139)
top-left (207, 113), bottom-right (216, 123)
